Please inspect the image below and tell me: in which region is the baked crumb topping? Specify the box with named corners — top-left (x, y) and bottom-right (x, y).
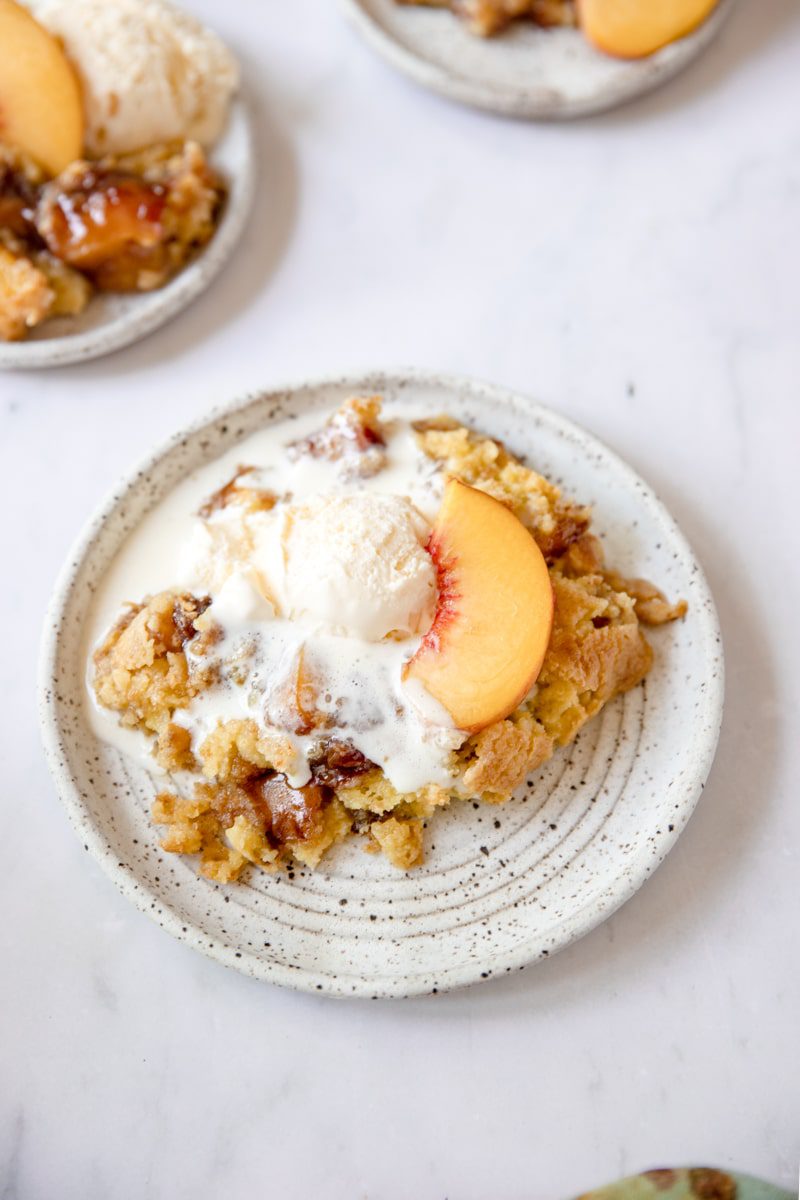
top-left (0, 239), bottom-right (54, 342)
top-left (288, 396), bottom-right (388, 480)
top-left (91, 398), bottom-right (686, 880)
top-left (396, 0), bottom-right (576, 36)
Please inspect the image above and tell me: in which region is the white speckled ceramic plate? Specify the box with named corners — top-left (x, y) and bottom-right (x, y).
top-left (39, 371), bottom-right (723, 998)
top-left (341, 0), bottom-right (735, 118)
top-left (0, 99), bottom-right (255, 371)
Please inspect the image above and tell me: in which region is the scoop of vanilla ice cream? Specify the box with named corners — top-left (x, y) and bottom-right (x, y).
top-left (24, 0), bottom-right (239, 156)
top-left (176, 511), bottom-right (252, 595)
top-left (261, 494), bottom-right (436, 642)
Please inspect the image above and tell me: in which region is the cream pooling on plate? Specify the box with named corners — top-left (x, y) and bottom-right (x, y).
top-left (87, 406), bottom-right (463, 796)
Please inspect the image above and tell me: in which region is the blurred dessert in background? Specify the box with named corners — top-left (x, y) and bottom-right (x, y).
top-left (0, 0), bottom-right (238, 342)
top-left (395, 0), bottom-right (721, 57)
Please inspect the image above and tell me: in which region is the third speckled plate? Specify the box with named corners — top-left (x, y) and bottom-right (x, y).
top-left (341, 0), bottom-right (736, 119)
top-left (40, 371), bottom-right (723, 997)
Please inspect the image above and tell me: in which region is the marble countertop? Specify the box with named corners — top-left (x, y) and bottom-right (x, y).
top-left (2, 2), bottom-right (799, 1196)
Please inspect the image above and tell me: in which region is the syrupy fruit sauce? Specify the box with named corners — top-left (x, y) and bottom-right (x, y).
top-left (209, 740), bottom-right (375, 848)
top-left (38, 168), bottom-right (168, 288)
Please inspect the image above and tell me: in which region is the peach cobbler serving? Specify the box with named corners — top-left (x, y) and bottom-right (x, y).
top-left (395, 0), bottom-right (720, 58)
top-left (88, 397), bottom-right (687, 883)
top-left (0, 0), bottom-right (237, 341)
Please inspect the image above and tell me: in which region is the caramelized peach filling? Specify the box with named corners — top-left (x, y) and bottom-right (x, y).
top-left (37, 167), bottom-right (168, 272)
top-left (210, 774), bottom-right (328, 845)
top-left (204, 739), bottom-right (376, 851)
top-left (0, 162), bottom-right (39, 238)
top-left (0, 138), bottom-right (225, 337)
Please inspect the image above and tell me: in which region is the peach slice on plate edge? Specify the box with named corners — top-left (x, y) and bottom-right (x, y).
top-left (405, 479), bottom-right (554, 732)
top-left (0, 0), bottom-right (84, 175)
top-left (578, 0), bottom-right (721, 59)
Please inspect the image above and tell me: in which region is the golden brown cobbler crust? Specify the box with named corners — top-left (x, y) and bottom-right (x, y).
top-left (92, 400), bottom-right (686, 880)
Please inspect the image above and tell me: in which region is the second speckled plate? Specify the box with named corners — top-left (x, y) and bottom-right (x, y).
top-left (39, 370), bottom-right (723, 997)
top-left (342, 0), bottom-right (736, 119)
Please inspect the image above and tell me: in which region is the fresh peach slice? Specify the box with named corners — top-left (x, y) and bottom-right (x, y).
top-left (578, 0), bottom-right (719, 58)
top-left (405, 479), bottom-right (553, 732)
top-left (0, 0), bottom-right (83, 175)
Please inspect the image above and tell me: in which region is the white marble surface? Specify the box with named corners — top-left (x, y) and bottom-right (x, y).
top-left (1, 2), bottom-right (799, 1196)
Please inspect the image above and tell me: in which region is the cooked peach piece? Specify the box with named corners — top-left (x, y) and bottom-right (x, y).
top-left (0, 0), bottom-right (84, 175)
top-left (578, 0), bottom-right (719, 58)
top-left (405, 479), bottom-right (554, 732)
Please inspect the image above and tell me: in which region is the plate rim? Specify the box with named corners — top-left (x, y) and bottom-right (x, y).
top-left (340, 0), bottom-right (737, 120)
top-left (38, 368), bottom-right (725, 998)
top-left (0, 95), bottom-right (256, 371)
